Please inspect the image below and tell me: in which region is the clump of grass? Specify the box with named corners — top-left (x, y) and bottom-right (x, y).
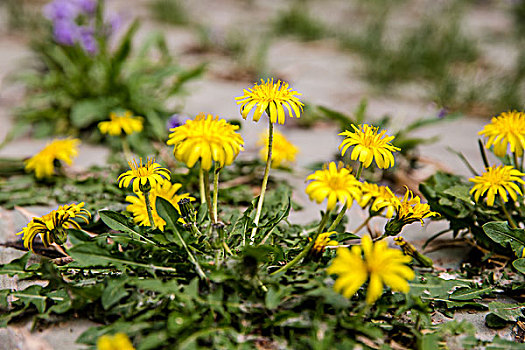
top-left (149, 0), bottom-right (188, 26)
top-left (272, 1), bottom-right (329, 41)
top-left (342, 5), bottom-right (478, 87)
top-left (512, 0), bottom-right (525, 35)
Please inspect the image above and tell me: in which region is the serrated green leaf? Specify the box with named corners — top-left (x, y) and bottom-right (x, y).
top-left (101, 279), bottom-right (129, 310)
top-left (483, 221), bottom-right (525, 255)
top-left (488, 302), bottom-right (524, 322)
top-left (449, 286), bottom-right (493, 301)
top-left (513, 258), bottom-right (525, 274)
top-left (155, 197), bottom-right (181, 232)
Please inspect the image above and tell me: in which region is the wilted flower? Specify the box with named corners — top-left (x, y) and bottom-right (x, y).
top-left (469, 165), bottom-right (525, 207)
top-left (384, 187), bottom-right (439, 236)
top-left (258, 130), bottom-right (298, 168)
top-left (25, 138), bottom-right (80, 179)
top-left (166, 113), bottom-right (244, 171)
top-left (305, 162), bottom-right (361, 211)
top-left (236, 78), bottom-right (304, 124)
top-left (479, 110), bottom-right (525, 157)
top-left (118, 157), bottom-right (170, 193)
top-left (98, 111), bottom-right (144, 136)
top-left (358, 182), bottom-right (398, 218)
top-left (310, 231), bottom-right (338, 257)
top-left (17, 203), bottom-right (91, 251)
top-left (327, 235), bottom-right (414, 304)
top-left (97, 333), bottom-right (135, 350)
top-left (339, 124), bottom-right (400, 169)
top-left (126, 180), bottom-right (193, 231)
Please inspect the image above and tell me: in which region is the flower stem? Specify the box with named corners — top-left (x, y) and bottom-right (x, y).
top-left (355, 163), bottom-right (364, 180)
top-left (354, 216), bottom-right (372, 234)
top-left (326, 203), bottom-right (348, 232)
top-left (478, 139), bottom-right (490, 169)
top-left (513, 151), bottom-right (520, 171)
top-left (270, 209), bottom-right (331, 276)
top-left (203, 169), bottom-right (215, 223)
top-left (143, 190), bottom-right (156, 230)
top-left (173, 227), bottom-right (207, 280)
top-left (250, 120), bottom-right (274, 244)
top-left (500, 198), bottom-right (517, 228)
top-left (213, 164), bottom-right (221, 223)
top-left (199, 165), bottom-right (206, 204)
top-left (121, 136), bottom-right (132, 159)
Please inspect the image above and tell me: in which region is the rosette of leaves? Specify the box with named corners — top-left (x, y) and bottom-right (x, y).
top-left (13, 1), bottom-right (204, 149)
top-left (419, 171), bottom-right (525, 256)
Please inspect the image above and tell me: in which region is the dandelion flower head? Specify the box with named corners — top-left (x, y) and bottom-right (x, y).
top-left (236, 78), bottom-right (304, 124)
top-left (17, 203), bottom-right (91, 251)
top-left (359, 182), bottom-right (398, 218)
top-left (97, 333), bottom-right (135, 350)
top-left (126, 180), bottom-right (193, 231)
top-left (167, 113), bottom-right (244, 171)
top-left (305, 162), bottom-right (361, 211)
top-left (118, 157), bottom-right (170, 192)
top-left (258, 129), bottom-right (298, 168)
top-left (339, 124), bottom-right (400, 169)
top-left (479, 110), bottom-right (525, 157)
top-left (310, 231), bottom-right (339, 256)
top-left (24, 138), bottom-right (80, 179)
top-left (394, 187), bottom-right (438, 225)
top-left (469, 165), bottom-right (525, 206)
top-left (327, 235), bottom-right (414, 304)
top-left (98, 111), bottom-right (144, 136)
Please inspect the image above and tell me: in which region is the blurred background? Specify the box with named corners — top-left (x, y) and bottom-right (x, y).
top-left (0, 0), bottom-right (523, 171)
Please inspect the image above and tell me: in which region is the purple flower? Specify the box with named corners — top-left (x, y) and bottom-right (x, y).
top-left (437, 107), bottom-right (448, 119)
top-left (79, 26), bottom-right (97, 54)
top-left (43, 0), bottom-right (80, 21)
top-left (76, 0), bottom-right (97, 14)
top-left (53, 19), bottom-right (79, 46)
top-left (166, 114), bottom-right (187, 130)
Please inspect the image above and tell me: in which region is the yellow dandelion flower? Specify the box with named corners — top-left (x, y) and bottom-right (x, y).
top-left (236, 78), bottom-right (304, 124)
top-left (479, 110), bottom-right (525, 157)
top-left (126, 180), bottom-right (194, 231)
top-left (339, 124), bottom-right (400, 169)
top-left (258, 130), bottom-right (298, 168)
top-left (469, 165), bottom-right (525, 206)
top-left (359, 182), bottom-right (398, 218)
top-left (166, 113), bottom-right (244, 171)
top-left (327, 235), bottom-right (415, 304)
top-left (24, 138), bottom-right (80, 179)
top-left (97, 333), bottom-right (135, 350)
top-left (309, 231), bottom-right (339, 256)
top-left (98, 111), bottom-right (144, 136)
top-left (305, 162), bottom-right (362, 211)
top-left (17, 203), bottom-right (91, 252)
top-left (117, 157), bottom-right (170, 193)
top-left (385, 187), bottom-right (439, 236)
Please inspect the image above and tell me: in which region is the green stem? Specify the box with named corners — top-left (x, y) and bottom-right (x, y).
top-left (143, 190), bottom-right (156, 230)
top-left (353, 216), bottom-right (372, 234)
top-left (355, 163), bottom-right (364, 180)
top-left (203, 169), bottom-right (215, 223)
top-left (326, 203), bottom-right (348, 232)
top-left (121, 136), bottom-right (132, 159)
top-left (500, 198), bottom-right (517, 229)
top-left (173, 228), bottom-right (207, 279)
top-left (270, 209), bottom-right (331, 276)
top-left (213, 164), bottom-right (221, 224)
top-left (513, 151), bottom-right (520, 170)
top-left (250, 120), bottom-right (274, 244)
top-left (478, 139), bottom-right (490, 169)
top-left (199, 165), bottom-right (206, 204)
